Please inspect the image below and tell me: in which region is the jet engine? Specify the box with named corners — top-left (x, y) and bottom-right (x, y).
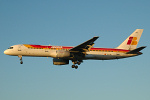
top-left (53, 58), bottom-right (69, 65)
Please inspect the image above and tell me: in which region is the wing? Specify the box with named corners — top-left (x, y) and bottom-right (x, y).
top-left (69, 36), bottom-right (99, 52)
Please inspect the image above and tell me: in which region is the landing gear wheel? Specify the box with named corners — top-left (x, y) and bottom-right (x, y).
top-left (72, 65), bottom-right (75, 68)
top-left (77, 62), bottom-right (81, 65)
top-left (20, 61), bottom-right (23, 64)
top-left (75, 65), bottom-right (78, 69)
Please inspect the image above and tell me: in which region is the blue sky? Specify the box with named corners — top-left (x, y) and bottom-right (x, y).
top-left (0, 0), bottom-right (150, 100)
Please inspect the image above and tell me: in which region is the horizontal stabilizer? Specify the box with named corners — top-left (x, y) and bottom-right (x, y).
top-left (126, 46), bottom-right (146, 54)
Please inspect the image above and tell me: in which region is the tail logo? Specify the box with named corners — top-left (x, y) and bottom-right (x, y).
top-left (127, 37), bottom-right (137, 45)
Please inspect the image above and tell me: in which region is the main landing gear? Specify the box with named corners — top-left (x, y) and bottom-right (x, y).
top-left (71, 61), bottom-right (82, 69)
top-left (18, 55), bottom-right (23, 64)
top-left (72, 65), bottom-right (78, 69)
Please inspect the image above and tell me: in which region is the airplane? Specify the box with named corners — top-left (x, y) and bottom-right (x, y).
top-left (4, 29), bottom-right (146, 69)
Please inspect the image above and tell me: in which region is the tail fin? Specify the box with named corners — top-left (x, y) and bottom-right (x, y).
top-left (116, 29), bottom-right (144, 50)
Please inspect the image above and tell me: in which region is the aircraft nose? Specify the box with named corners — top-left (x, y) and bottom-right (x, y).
top-left (4, 50), bottom-right (8, 55)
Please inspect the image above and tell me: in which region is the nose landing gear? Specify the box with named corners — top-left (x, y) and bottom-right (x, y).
top-left (18, 55), bottom-right (23, 64)
top-left (20, 61), bottom-right (23, 64)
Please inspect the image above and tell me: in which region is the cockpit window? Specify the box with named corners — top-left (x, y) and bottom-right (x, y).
top-left (8, 47), bottom-right (13, 49)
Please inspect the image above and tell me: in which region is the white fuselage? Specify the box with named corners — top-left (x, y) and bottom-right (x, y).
top-left (4, 44), bottom-right (138, 60)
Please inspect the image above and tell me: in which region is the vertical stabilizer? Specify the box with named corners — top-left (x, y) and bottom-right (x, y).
top-left (116, 29), bottom-right (143, 50)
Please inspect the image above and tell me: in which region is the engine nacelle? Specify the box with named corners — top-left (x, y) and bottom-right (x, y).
top-left (56, 50), bottom-right (70, 58)
top-left (53, 58), bottom-right (69, 65)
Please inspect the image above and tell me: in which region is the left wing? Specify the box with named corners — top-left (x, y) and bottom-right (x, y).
top-left (69, 36), bottom-right (99, 52)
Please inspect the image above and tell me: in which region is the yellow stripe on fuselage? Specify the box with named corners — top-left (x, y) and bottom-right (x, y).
top-left (23, 44), bottom-right (33, 48)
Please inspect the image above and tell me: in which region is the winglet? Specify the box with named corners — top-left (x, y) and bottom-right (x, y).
top-left (94, 36), bottom-right (99, 38)
top-left (91, 36), bottom-right (99, 42)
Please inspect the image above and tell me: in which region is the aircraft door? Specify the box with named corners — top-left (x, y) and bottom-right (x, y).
top-left (18, 45), bottom-right (22, 51)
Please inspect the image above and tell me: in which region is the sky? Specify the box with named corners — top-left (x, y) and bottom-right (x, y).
top-left (0, 0), bottom-right (150, 100)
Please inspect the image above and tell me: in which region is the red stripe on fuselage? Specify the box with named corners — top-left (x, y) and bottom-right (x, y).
top-left (27, 44), bottom-right (129, 52)
top-left (30, 45), bottom-right (52, 48)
